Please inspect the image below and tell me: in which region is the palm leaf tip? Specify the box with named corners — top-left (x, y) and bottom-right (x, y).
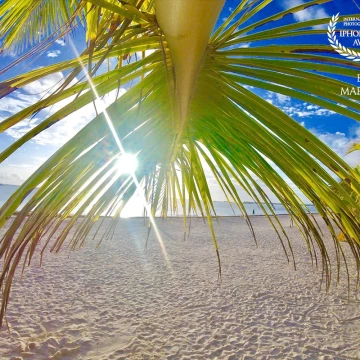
top-left (348, 142), bottom-right (360, 154)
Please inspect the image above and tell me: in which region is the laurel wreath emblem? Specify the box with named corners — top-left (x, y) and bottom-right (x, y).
top-left (328, 13), bottom-right (360, 61)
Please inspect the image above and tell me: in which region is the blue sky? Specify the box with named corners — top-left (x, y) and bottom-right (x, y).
top-left (0, 0), bottom-right (359, 203)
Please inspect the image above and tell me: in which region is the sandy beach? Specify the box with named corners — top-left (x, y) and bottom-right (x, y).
top-left (0, 215), bottom-right (360, 359)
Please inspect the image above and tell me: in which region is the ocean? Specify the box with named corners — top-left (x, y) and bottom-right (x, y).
top-left (0, 184), bottom-right (318, 217)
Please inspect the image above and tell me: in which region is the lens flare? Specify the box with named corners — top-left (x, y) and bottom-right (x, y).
top-left (69, 39), bottom-right (171, 270)
top-left (117, 153), bottom-right (138, 175)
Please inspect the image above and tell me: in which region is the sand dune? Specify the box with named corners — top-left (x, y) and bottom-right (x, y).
top-left (1, 216), bottom-right (360, 359)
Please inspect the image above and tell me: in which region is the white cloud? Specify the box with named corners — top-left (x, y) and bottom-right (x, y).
top-left (275, 93), bottom-right (290, 104)
top-left (5, 120), bottom-right (38, 142)
top-left (0, 170), bottom-right (24, 185)
top-left (47, 50), bottom-right (61, 58)
top-left (224, 42), bottom-right (250, 50)
top-left (0, 156), bottom-right (47, 185)
top-left (2, 71), bottom-right (127, 147)
top-left (55, 39), bottom-right (66, 47)
top-left (310, 128), bottom-right (360, 167)
top-left (265, 91), bottom-right (357, 165)
top-left (22, 72), bottom-right (64, 95)
top-left (282, 0), bottom-right (328, 22)
top-left (265, 91), bottom-right (334, 118)
top-left (0, 72), bottom-right (126, 147)
top-left (0, 95), bottom-right (34, 113)
top-left (4, 89), bottom-right (126, 146)
top-left (0, 72), bottom-right (76, 120)
top-left (1, 73), bottom-right (127, 185)
top-left (295, 107), bottom-right (335, 118)
top-left (35, 92), bottom-right (125, 146)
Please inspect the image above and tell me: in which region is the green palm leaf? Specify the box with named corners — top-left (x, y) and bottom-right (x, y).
top-left (349, 143), bottom-right (360, 154)
top-left (0, 0), bottom-right (82, 53)
top-left (0, 0), bottom-right (359, 327)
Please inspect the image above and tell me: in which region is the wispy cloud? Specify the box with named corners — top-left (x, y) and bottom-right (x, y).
top-left (47, 50), bottom-right (61, 58)
top-left (265, 91), bottom-right (335, 118)
top-left (263, 90), bottom-right (359, 168)
top-left (22, 72), bottom-right (64, 95)
top-left (275, 93), bottom-right (290, 105)
top-left (55, 39), bottom-right (66, 47)
top-left (0, 156), bottom-right (48, 185)
top-left (310, 127), bottom-right (360, 167)
top-left (0, 71), bottom-right (128, 184)
top-left (0, 95), bottom-right (34, 113)
top-left (2, 72), bottom-right (127, 147)
top-left (282, 0), bottom-right (328, 22)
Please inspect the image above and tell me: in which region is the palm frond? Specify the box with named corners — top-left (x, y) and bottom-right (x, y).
top-left (349, 143), bottom-right (360, 154)
top-left (0, 0), bottom-right (81, 52)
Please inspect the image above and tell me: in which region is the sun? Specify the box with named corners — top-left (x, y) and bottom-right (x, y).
top-left (117, 153), bottom-right (138, 175)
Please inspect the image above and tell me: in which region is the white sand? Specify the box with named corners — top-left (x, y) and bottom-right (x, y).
top-left (0, 215), bottom-right (360, 359)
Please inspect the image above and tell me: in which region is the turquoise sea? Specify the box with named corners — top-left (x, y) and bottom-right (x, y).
top-left (0, 184), bottom-right (318, 216)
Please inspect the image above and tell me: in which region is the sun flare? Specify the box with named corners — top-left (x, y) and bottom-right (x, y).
top-left (117, 153), bottom-right (138, 175)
